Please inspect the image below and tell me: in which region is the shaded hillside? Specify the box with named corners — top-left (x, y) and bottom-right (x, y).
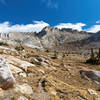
top-left (70, 31), bottom-right (100, 49)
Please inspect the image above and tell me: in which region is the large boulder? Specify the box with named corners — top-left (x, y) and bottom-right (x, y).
top-left (80, 69), bottom-right (100, 82)
top-left (0, 57), bottom-right (15, 89)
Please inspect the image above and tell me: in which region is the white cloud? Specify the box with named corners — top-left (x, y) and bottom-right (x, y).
top-left (85, 25), bottom-right (100, 33)
top-left (0, 21), bottom-right (49, 33)
top-left (41, 0), bottom-right (58, 9)
top-left (1, 21), bottom-right (100, 33)
top-left (96, 20), bottom-right (100, 24)
top-left (55, 23), bottom-right (86, 31)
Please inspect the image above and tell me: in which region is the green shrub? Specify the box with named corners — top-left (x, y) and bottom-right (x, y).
top-left (86, 58), bottom-right (100, 65)
top-left (51, 51), bottom-right (58, 59)
top-left (15, 45), bottom-right (24, 51)
top-left (86, 48), bottom-right (100, 65)
top-left (97, 48), bottom-right (100, 59)
top-left (62, 53), bottom-right (65, 59)
top-left (45, 49), bottom-right (49, 53)
top-left (0, 42), bottom-right (8, 46)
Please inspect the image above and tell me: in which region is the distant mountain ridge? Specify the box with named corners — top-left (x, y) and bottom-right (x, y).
top-left (0, 26), bottom-right (99, 51)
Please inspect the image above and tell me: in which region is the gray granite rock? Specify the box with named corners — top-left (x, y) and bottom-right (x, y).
top-left (80, 69), bottom-right (100, 82)
top-left (0, 57), bottom-right (15, 89)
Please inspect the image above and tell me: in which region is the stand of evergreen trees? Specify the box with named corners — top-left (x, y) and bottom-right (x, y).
top-left (86, 48), bottom-right (100, 65)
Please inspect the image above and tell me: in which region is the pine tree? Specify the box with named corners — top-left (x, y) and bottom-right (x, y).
top-left (90, 48), bottom-right (94, 59)
top-left (98, 48), bottom-right (100, 59)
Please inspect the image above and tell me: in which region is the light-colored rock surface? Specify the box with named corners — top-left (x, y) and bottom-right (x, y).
top-left (18, 96), bottom-right (28, 100)
top-left (9, 64), bottom-right (23, 74)
top-left (0, 57), bottom-right (15, 89)
top-left (19, 73), bottom-right (27, 77)
top-left (14, 84), bottom-right (33, 95)
top-left (4, 55), bottom-right (35, 72)
top-left (88, 89), bottom-right (97, 95)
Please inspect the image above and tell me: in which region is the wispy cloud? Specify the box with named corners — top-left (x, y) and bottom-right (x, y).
top-left (96, 20), bottom-right (100, 24)
top-left (0, 0), bottom-right (7, 5)
top-left (55, 23), bottom-right (86, 31)
top-left (41, 0), bottom-right (58, 9)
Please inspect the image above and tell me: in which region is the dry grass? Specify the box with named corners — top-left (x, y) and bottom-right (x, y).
top-left (0, 46), bottom-right (99, 100)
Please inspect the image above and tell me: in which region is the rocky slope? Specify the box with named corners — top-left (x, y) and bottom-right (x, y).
top-left (0, 32), bottom-right (43, 49)
top-left (73, 31), bottom-right (100, 49)
top-left (0, 46), bottom-right (99, 100)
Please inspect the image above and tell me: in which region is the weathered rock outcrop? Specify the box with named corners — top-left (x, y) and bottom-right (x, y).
top-left (80, 69), bottom-right (100, 82)
top-left (0, 57), bottom-right (15, 89)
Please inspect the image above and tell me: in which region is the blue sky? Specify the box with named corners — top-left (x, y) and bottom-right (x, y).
top-left (0, 0), bottom-right (100, 33)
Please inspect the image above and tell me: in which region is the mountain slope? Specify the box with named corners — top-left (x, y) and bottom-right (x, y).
top-left (0, 27), bottom-right (96, 51)
top-left (35, 27), bottom-right (91, 50)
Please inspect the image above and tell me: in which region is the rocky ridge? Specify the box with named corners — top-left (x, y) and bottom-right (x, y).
top-left (0, 27), bottom-right (93, 51)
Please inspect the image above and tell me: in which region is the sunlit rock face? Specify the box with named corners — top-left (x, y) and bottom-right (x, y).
top-left (0, 32), bottom-right (43, 49)
top-left (37, 27), bottom-right (91, 49)
top-left (0, 57), bottom-right (15, 89)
